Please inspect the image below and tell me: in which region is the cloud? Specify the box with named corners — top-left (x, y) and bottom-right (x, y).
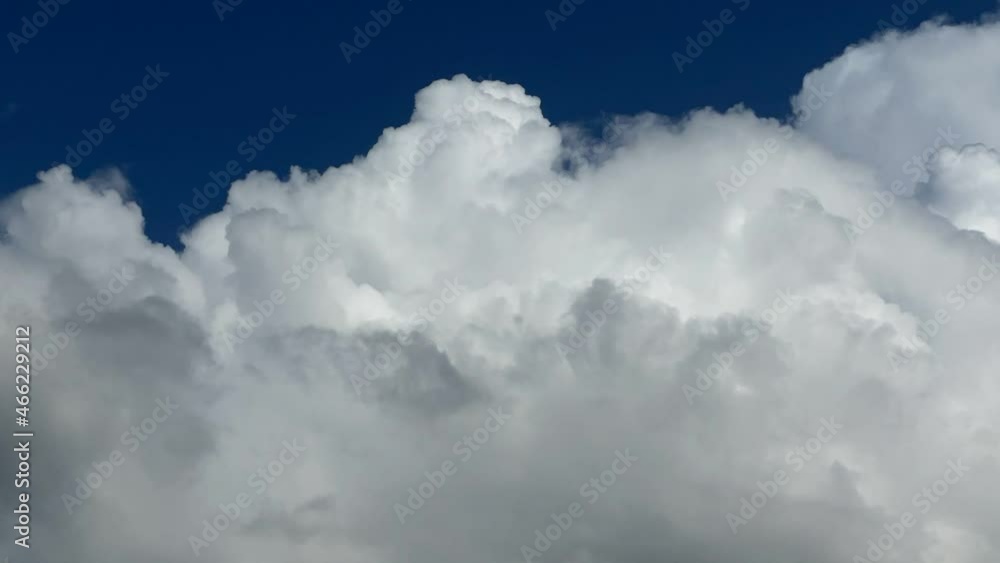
top-left (3, 18), bottom-right (1000, 563)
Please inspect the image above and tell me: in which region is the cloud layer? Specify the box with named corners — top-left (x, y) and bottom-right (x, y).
top-left (3, 16), bottom-right (1000, 563)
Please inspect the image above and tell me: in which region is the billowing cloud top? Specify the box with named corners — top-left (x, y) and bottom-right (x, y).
top-left (2, 16), bottom-right (1000, 563)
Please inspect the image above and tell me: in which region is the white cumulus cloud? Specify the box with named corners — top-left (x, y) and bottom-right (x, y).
top-left (3, 17), bottom-right (1000, 563)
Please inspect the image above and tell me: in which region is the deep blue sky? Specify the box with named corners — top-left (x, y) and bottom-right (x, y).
top-left (2, 0), bottom-right (996, 247)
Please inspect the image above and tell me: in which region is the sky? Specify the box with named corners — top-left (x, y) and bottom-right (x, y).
top-left (4, 1), bottom-right (1000, 563)
top-left (1, 0), bottom-right (997, 246)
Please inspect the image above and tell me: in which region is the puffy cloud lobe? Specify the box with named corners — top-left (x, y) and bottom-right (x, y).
top-left (3, 18), bottom-right (1000, 563)
top-left (926, 144), bottom-right (1000, 243)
